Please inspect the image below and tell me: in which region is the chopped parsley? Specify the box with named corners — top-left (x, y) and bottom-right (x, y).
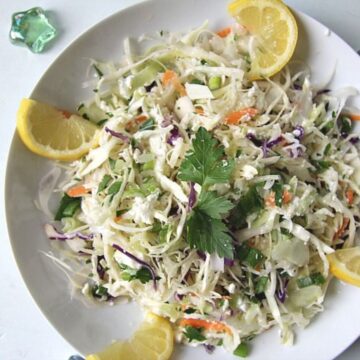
top-left (228, 186), bottom-right (263, 230)
top-left (183, 326), bottom-right (206, 342)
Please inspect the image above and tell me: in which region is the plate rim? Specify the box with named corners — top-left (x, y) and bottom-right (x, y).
top-left (5, 0), bottom-right (360, 358)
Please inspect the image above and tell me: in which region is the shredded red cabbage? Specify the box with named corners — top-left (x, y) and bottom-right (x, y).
top-left (44, 224), bottom-right (94, 241)
top-left (246, 132), bottom-right (262, 147)
top-left (167, 126), bottom-right (181, 145)
top-left (203, 344), bottom-right (216, 354)
top-left (262, 136), bottom-right (283, 156)
top-left (112, 243), bottom-right (157, 289)
top-left (197, 250), bottom-right (206, 261)
top-left (174, 292), bottom-right (185, 301)
top-left (276, 277), bottom-right (289, 303)
top-left (224, 258), bottom-right (234, 267)
top-left (293, 125), bottom-right (305, 140)
top-left (161, 114), bottom-right (174, 128)
top-left (188, 182), bottom-right (197, 210)
top-left (105, 127), bottom-right (130, 142)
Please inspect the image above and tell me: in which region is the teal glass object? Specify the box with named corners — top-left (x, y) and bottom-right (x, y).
top-left (9, 7), bottom-right (57, 53)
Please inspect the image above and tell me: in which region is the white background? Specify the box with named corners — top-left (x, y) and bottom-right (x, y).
top-left (0, 0), bottom-right (359, 359)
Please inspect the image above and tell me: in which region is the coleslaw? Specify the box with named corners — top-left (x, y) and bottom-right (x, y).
top-left (40, 22), bottom-right (360, 355)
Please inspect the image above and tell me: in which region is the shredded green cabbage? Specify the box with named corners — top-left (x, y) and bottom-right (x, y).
top-left (41, 22), bottom-right (360, 354)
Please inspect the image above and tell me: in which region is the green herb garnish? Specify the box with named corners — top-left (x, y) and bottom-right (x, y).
top-left (178, 127), bottom-right (234, 187)
top-left (55, 194), bottom-right (81, 220)
top-left (139, 118), bottom-right (155, 131)
top-left (97, 175), bottom-right (112, 193)
top-left (187, 192), bottom-right (234, 259)
top-left (183, 326), bottom-right (206, 342)
top-left (297, 272), bottom-right (326, 288)
top-left (228, 186), bottom-right (263, 230)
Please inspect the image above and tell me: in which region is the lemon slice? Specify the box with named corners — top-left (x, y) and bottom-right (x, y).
top-left (327, 247), bottom-right (360, 287)
top-left (17, 98), bottom-right (99, 161)
top-left (228, 0), bottom-right (298, 80)
top-left (86, 313), bottom-right (174, 360)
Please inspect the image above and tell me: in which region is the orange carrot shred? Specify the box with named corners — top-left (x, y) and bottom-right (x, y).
top-left (66, 185), bottom-right (90, 197)
top-left (348, 114), bottom-right (360, 121)
top-left (282, 190), bottom-right (292, 204)
top-left (195, 107), bottom-right (205, 115)
top-left (346, 189), bottom-right (354, 205)
top-left (134, 115), bottom-right (148, 124)
top-left (224, 108), bottom-right (258, 125)
top-left (333, 217), bottom-right (350, 241)
top-left (179, 318), bottom-right (232, 335)
top-left (216, 27), bottom-right (232, 38)
top-left (162, 70), bottom-right (186, 96)
top-left (162, 70), bottom-right (177, 86)
top-left (265, 192), bottom-right (276, 208)
top-left (114, 216), bottom-right (122, 222)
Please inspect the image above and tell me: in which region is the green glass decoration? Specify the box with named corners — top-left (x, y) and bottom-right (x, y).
top-left (9, 7), bottom-right (57, 53)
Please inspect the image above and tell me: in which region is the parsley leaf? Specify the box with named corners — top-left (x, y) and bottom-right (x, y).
top-left (187, 211), bottom-right (234, 258)
top-left (187, 192), bottom-right (234, 259)
top-left (228, 186), bottom-right (263, 230)
top-left (177, 127), bottom-right (234, 188)
top-left (183, 326), bottom-right (206, 342)
top-left (272, 182), bottom-right (283, 207)
top-left (196, 191), bottom-right (234, 219)
top-left (234, 243), bottom-right (265, 267)
top-left (120, 264), bottom-right (153, 284)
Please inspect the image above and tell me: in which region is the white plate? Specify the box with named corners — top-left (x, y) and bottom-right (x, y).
top-left (5, 0), bottom-right (360, 359)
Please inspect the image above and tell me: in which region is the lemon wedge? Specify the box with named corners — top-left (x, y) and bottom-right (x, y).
top-left (16, 98), bottom-right (99, 161)
top-left (327, 247), bottom-right (360, 287)
top-left (86, 313), bottom-right (174, 360)
top-left (228, 0), bottom-right (298, 80)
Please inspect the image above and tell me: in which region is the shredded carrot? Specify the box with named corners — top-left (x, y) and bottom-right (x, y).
top-left (346, 189), bottom-right (354, 205)
top-left (134, 115), bottom-right (148, 124)
top-left (162, 69), bottom-right (177, 86)
top-left (224, 108), bottom-right (258, 125)
top-left (216, 27), bottom-right (232, 38)
top-left (195, 107), bottom-right (205, 115)
top-left (179, 318), bottom-right (232, 335)
top-left (265, 192), bottom-right (276, 207)
top-left (66, 185), bottom-right (90, 197)
top-left (348, 114), bottom-right (360, 121)
top-left (114, 216), bottom-right (122, 222)
top-left (282, 190), bottom-right (292, 204)
top-left (333, 217), bottom-right (350, 241)
top-left (162, 70), bottom-right (186, 96)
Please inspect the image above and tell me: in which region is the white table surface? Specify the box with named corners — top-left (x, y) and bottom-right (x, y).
top-left (0, 0), bottom-right (359, 359)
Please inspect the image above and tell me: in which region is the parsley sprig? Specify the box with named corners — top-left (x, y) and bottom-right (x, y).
top-left (178, 127), bottom-right (234, 187)
top-left (178, 127), bottom-right (235, 259)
